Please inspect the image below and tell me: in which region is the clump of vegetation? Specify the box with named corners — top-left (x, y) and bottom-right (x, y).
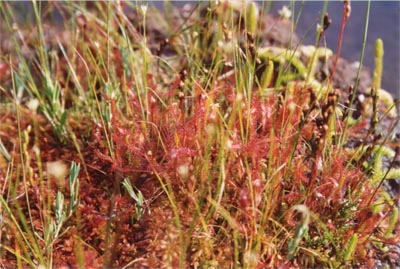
top-left (0, 1), bottom-right (399, 268)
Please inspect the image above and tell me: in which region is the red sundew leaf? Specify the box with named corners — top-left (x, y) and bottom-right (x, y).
top-left (220, 85), bottom-right (236, 104)
top-left (76, 12), bottom-right (87, 28)
top-left (256, 102), bottom-right (275, 134)
top-left (251, 173), bottom-right (264, 189)
top-left (301, 123), bottom-right (315, 141)
top-left (167, 75), bottom-right (182, 97)
top-left (356, 211), bottom-right (383, 236)
top-left (293, 158), bottom-right (310, 184)
top-left (94, 149), bottom-right (113, 163)
top-left (112, 47), bottom-right (124, 78)
top-left (126, 80), bottom-right (135, 90)
top-left (239, 188), bottom-right (251, 209)
top-left (114, 126), bottom-right (131, 137)
top-left (240, 139), bottom-right (270, 160)
top-left (284, 208), bottom-right (297, 227)
top-left (284, 189), bottom-right (303, 207)
top-left (165, 102), bottom-right (182, 122)
top-left (169, 147), bottom-right (196, 161)
top-left (0, 62), bottom-right (10, 81)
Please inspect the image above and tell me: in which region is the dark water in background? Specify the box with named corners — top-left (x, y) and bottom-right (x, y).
top-left (268, 1), bottom-right (400, 98)
top-left (7, 1), bottom-right (400, 98)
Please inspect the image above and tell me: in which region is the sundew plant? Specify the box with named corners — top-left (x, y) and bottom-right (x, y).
top-left (0, 1), bottom-right (399, 268)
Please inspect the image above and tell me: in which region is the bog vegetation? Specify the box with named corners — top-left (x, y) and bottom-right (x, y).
top-left (0, 1), bottom-right (399, 268)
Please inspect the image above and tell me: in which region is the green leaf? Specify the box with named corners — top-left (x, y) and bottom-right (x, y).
top-left (0, 137), bottom-right (11, 162)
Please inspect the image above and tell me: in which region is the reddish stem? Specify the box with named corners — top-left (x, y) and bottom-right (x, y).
top-left (330, 0), bottom-right (351, 81)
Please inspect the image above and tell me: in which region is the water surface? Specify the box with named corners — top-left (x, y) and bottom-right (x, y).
top-left (268, 1), bottom-right (399, 98)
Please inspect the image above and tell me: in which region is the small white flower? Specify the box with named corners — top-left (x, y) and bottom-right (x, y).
top-left (32, 145), bottom-right (40, 155)
top-left (278, 5), bottom-right (292, 19)
top-left (351, 61), bottom-right (360, 69)
top-left (288, 101), bottom-right (297, 112)
top-left (140, 4), bottom-right (148, 16)
top-left (46, 160), bottom-right (68, 180)
top-left (110, 90), bottom-right (116, 100)
top-left (316, 23), bottom-right (322, 33)
top-left (317, 157), bottom-right (323, 171)
top-left (225, 139), bottom-right (233, 150)
top-left (206, 123), bottom-right (216, 136)
top-left (27, 98), bottom-right (39, 113)
top-left (177, 163), bottom-right (189, 178)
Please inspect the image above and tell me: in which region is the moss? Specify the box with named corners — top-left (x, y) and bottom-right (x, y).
top-left (257, 45), bottom-right (333, 96)
top-left (368, 145), bottom-right (400, 184)
top-left (246, 2), bottom-right (258, 34)
top-left (373, 38), bottom-right (383, 91)
top-left (260, 59), bottom-right (274, 90)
